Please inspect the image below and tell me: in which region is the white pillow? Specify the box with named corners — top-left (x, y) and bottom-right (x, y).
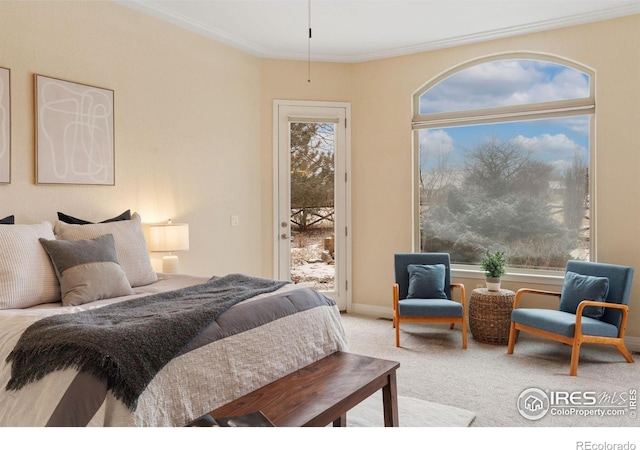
top-left (0, 222), bottom-right (61, 309)
top-left (54, 212), bottom-right (157, 287)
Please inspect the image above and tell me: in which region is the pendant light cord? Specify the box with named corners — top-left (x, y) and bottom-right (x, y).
top-left (307, 0), bottom-right (312, 83)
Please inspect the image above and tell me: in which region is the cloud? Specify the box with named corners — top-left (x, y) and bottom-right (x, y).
top-left (420, 129), bottom-right (454, 158)
top-left (512, 133), bottom-right (581, 153)
top-left (420, 59), bottom-right (590, 114)
top-left (556, 116), bottom-right (590, 136)
top-left (419, 129), bottom-right (455, 171)
top-left (510, 133), bottom-right (587, 171)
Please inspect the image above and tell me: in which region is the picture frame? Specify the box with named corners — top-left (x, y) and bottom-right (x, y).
top-left (0, 67), bottom-right (10, 184)
top-left (35, 74), bottom-right (114, 185)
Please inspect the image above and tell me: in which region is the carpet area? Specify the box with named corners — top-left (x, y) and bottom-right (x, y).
top-left (347, 391), bottom-right (476, 427)
top-left (339, 313), bottom-right (640, 427)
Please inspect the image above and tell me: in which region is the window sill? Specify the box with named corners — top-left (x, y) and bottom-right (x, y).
top-left (451, 267), bottom-right (565, 287)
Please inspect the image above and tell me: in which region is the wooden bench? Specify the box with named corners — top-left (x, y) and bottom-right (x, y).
top-left (208, 351), bottom-right (400, 427)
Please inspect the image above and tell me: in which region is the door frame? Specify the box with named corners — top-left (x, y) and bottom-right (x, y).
top-left (273, 99), bottom-right (352, 312)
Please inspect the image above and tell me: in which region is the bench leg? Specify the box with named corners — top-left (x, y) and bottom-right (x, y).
top-left (382, 371), bottom-right (399, 427)
top-left (333, 415), bottom-right (347, 427)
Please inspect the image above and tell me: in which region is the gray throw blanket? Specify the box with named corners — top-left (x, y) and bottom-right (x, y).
top-left (5, 273), bottom-right (289, 411)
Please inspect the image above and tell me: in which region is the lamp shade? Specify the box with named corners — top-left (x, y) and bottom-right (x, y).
top-left (149, 222), bottom-right (190, 252)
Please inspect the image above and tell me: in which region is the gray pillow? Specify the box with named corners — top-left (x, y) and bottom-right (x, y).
top-left (39, 234), bottom-right (133, 306)
top-left (559, 271), bottom-right (609, 319)
top-left (406, 264), bottom-right (448, 299)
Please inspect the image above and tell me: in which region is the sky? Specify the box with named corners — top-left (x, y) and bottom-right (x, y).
top-left (418, 59), bottom-right (591, 174)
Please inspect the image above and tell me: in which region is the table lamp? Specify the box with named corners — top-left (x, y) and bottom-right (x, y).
top-left (149, 219), bottom-right (190, 274)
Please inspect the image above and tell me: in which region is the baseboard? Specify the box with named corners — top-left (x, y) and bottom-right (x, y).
top-left (347, 303), bottom-right (640, 353)
top-left (625, 335), bottom-right (640, 353)
top-left (349, 303), bottom-right (393, 319)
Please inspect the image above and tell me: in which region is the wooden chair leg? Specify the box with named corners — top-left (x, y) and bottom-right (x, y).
top-left (507, 322), bottom-right (517, 354)
top-left (569, 339), bottom-right (582, 376)
top-left (449, 323), bottom-right (455, 329)
top-left (616, 343), bottom-right (634, 363)
top-left (395, 317), bottom-right (400, 347)
top-left (462, 320), bottom-right (468, 349)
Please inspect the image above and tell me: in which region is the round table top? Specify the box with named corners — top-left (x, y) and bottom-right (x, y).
top-left (471, 287), bottom-right (515, 297)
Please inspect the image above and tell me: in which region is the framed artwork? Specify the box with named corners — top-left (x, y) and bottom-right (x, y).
top-left (0, 67), bottom-right (10, 184)
top-left (35, 74), bottom-right (114, 185)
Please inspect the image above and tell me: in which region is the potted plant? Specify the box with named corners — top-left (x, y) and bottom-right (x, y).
top-left (481, 251), bottom-right (506, 291)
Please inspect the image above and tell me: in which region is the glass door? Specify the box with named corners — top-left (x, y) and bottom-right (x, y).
top-left (274, 101), bottom-right (350, 311)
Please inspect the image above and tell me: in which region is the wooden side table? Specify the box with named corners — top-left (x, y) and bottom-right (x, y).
top-left (468, 288), bottom-right (515, 345)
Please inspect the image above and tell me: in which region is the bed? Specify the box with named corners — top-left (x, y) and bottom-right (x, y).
top-left (0, 212), bottom-right (348, 427)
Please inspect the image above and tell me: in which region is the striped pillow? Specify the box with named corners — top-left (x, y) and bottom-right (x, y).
top-left (54, 213), bottom-right (157, 287)
top-left (0, 222), bottom-right (61, 309)
top-left (39, 234), bottom-right (133, 306)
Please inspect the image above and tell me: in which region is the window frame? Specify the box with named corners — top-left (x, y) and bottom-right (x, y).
top-left (411, 52), bottom-right (596, 279)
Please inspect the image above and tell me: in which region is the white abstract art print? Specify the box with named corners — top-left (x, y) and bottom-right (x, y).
top-left (0, 68), bottom-right (10, 184)
top-left (36, 75), bottom-right (114, 185)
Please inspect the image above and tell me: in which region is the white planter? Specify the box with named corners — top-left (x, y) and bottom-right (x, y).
top-left (486, 277), bottom-right (501, 292)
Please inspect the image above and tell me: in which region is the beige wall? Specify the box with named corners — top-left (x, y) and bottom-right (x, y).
top-left (0, 1), bottom-right (263, 277)
top-left (261, 15), bottom-right (640, 341)
top-left (2, 2), bottom-right (640, 340)
top-left (259, 60), bottom-right (354, 275)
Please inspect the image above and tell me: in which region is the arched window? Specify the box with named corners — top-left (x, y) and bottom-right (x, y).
top-left (412, 54), bottom-right (594, 271)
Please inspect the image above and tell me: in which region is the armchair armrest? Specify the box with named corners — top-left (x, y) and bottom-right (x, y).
top-left (575, 301), bottom-right (630, 339)
top-left (451, 283), bottom-right (466, 307)
top-left (514, 288), bottom-right (561, 309)
top-left (576, 300), bottom-right (629, 314)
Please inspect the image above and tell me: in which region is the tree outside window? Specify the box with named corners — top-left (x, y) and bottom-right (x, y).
top-left (290, 122), bottom-right (335, 232)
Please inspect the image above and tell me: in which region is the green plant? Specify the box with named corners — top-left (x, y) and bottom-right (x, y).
top-left (481, 251), bottom-right (506, 278)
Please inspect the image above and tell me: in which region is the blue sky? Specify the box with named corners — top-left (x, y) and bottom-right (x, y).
top-left (419, 59), bottom-right (590, 174)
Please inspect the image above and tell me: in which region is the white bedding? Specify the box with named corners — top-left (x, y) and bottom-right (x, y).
top-left (0, 274), bottom-right (348, 426)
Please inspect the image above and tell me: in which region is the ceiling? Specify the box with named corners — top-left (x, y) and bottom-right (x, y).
top-left (119, 0), bottom-right (640, 62)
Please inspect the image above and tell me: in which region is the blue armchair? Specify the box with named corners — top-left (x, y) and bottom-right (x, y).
top-left (507, 260), bottom-right (634, 376)
top-left (393, 253), bottom-right (467, 348)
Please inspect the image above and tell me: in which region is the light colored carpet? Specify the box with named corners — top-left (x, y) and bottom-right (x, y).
top-left (347, 391), bottom-right (476, 427)
top-left (340, 313), bottom-right (640, 427)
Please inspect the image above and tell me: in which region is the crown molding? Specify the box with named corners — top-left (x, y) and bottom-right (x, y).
top-left (347, 3), bottom-right (640, 63)
top-left (117, 0), bottom-right (274, 56)
top-left (118, 1), bottom-right (640, 63)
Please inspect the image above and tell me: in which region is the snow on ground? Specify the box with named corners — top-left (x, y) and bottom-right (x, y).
top-left (290, 235), bottom-right (335, 290)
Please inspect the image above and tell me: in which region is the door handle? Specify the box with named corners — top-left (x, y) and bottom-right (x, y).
top-left (281, 233), bottom-right (290, 240)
